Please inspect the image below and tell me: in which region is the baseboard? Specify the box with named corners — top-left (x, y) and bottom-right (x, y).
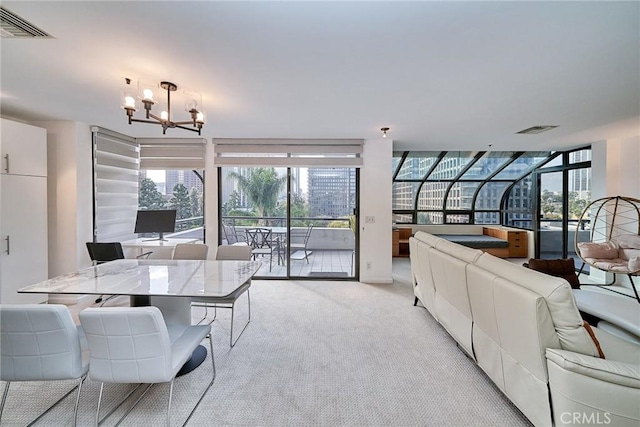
top-left (360, 277), bottom-right (394, 284)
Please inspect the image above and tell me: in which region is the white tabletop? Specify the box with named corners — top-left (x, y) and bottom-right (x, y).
top-left (120, 237), bottom-right (200, 248)
top-left (18, 259), bottom-right (262, 299)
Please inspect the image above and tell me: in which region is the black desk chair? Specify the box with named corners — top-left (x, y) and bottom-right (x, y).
top-left (86, 242), bottom-right (125, 264)
top-left (85, 242), bottom-right (152, 304)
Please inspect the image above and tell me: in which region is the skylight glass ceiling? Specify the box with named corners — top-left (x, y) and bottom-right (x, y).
top-left (493, 151), bottom-right (552, 179)
top-left (428, 151), bottom-right (477, 180)
top-left (459, 152), bottom-right (515, 180)
top-left (392, 149), bottom-right (559, 226)
top-left (394, 151), bottom-right (440, 180)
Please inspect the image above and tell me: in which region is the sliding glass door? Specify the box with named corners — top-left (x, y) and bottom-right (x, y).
top-left (290, 167), bottom-right (357, 278)
top-left (219, 166), bottom-right (358, 279)
top-left (534, 149), bottom-right (591, 267)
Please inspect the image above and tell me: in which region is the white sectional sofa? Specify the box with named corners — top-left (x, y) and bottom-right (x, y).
top-left (409, 231), bottom-right (640, 427)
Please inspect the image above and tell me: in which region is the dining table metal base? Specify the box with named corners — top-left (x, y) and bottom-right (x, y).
top-left (176, 344), bottom-right (207, 376)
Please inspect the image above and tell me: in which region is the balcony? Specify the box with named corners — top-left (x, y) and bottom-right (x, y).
top-left (222, 216), bottom-right (356, 278)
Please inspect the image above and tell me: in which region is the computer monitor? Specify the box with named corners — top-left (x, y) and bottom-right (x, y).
top-left (134, 209), bottom-right (177, 241)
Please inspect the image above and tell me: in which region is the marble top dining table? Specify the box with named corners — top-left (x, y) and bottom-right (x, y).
top-left (19, 259), bottom-right (261, 374)
top-left (18, 259), bottom-right (262, 299)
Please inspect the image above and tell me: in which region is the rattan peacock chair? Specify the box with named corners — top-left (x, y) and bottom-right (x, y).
top-left (574, 196), bottom-right (640, 302)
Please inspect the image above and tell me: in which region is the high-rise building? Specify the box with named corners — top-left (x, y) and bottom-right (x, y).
top-left (569, 150), bottom-right (592, 199)
top-left (307, 168), bottom-right (356, 217)
top-left (165, 170), bottom-right (203, 195)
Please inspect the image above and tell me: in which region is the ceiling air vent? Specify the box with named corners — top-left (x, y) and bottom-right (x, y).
top-left (0, 7), bottom-right (52, 38)
top-left (516, 125), bottom-right (558, 135)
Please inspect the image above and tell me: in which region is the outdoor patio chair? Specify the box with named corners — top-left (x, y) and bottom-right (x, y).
top-left (245, 227), bottom-right (282, 271)
top-left (287, 224), bottom-right (313, 263)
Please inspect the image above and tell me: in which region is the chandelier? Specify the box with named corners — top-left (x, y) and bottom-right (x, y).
top-left (122, 78), bottom-right (205, 135)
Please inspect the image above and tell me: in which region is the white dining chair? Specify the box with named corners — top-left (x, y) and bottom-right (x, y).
top-left (0, 304), bottom-right (89, 426)
top-left (172, 243), bottom-right (209, 260)
top-left (79, 306), bottom-right (214, 426)
top-left (191, 245), bottom-right (253, 347)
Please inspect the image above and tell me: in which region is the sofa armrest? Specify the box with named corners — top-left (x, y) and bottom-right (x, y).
top-left (546, 348), bottom-right (640, 388)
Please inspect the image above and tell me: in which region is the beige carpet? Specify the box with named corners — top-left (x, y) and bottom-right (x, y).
top-left (0, 259), bottom-right (530, 426)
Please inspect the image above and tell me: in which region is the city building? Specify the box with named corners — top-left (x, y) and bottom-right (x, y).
top-left (307, 168), bottom-right (356, 217)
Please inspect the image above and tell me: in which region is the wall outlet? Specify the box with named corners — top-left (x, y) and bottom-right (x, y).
top-left (366, 261), bottom-right (372, 270)
top-left (365, 216), bottom-right (375, 223)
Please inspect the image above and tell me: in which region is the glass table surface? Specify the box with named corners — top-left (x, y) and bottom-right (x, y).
top-left (18, 259), bottom-right (262, 298)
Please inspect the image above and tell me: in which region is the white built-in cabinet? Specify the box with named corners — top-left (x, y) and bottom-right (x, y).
top-left (0, 118), bottom-right (48, 304)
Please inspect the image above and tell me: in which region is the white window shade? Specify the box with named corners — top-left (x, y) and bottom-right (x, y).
top-left (139, 137), bottom-right (206, 169)
top-left (213, 138), bottom-right (363, 167)
top-left (92, 127), bottom-right (139, 242)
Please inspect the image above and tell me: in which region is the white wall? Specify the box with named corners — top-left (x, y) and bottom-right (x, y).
top-left (592, 136), bottom-right (640, 199)
top-left (32, 121), bottom-right (93, 303)
top-left (589, 136), bottom-right (640, 287)
top-left (359, 138), bottom-right (393, 283)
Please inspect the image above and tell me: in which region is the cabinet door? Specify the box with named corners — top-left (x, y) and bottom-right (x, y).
top-left (0, 174), bottom-right (48, 304)
top-left (0, 119), bottom-right (47, 177)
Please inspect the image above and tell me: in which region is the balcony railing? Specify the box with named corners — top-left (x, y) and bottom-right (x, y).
top-left (222, 216), bottom-right (355, 251)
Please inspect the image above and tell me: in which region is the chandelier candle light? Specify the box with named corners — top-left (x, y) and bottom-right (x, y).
top-left (122, 78), bottom-right (205, 135)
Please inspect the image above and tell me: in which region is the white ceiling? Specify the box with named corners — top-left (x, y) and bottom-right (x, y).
top-left (1, 1), bottom-right (638, 152)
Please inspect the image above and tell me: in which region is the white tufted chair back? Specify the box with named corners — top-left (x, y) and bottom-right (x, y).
top-left (79, 306), bottom-right (175, 383)
top-left (0, 304), bottom-right (88, 381)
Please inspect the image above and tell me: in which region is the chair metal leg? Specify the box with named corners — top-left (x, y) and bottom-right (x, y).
top-left (230, 303), bottom-right (235, 347)
top-left (72, 376), bottom-right (86, 427)
top-left (628, 274), bottom-right (640, 303)
top-left (112, 383), bottom-right (154, 427)
top-left (195, 305), bottom-right (208, 325)
top-left (96, 383), bottom-right (145, 426)
top-left (166, 379), bottom-right (174, 427)
top-left (0, 382), bottom-right (10, 425)
top-left (193, 302), bottom-right (219, 326)
top-left (96, 382), bottom-right (104, 427)
top-left (183, 334), bottom-right (216, 426)
top-left (230, 289), bottom-right (251, 347)
top-left (204, 304), bottom-right (218, 326)
top-left (576, 261), bottom-right (586, 278)
top-left (22, 376), bottom-right (86, 427)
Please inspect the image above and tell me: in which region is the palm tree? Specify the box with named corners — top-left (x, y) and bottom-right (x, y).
top-left (228, 168), bottom-right (287, 225)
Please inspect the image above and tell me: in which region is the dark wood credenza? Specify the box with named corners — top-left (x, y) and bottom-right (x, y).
top-left (392, 228), bottom-right (412, 257)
